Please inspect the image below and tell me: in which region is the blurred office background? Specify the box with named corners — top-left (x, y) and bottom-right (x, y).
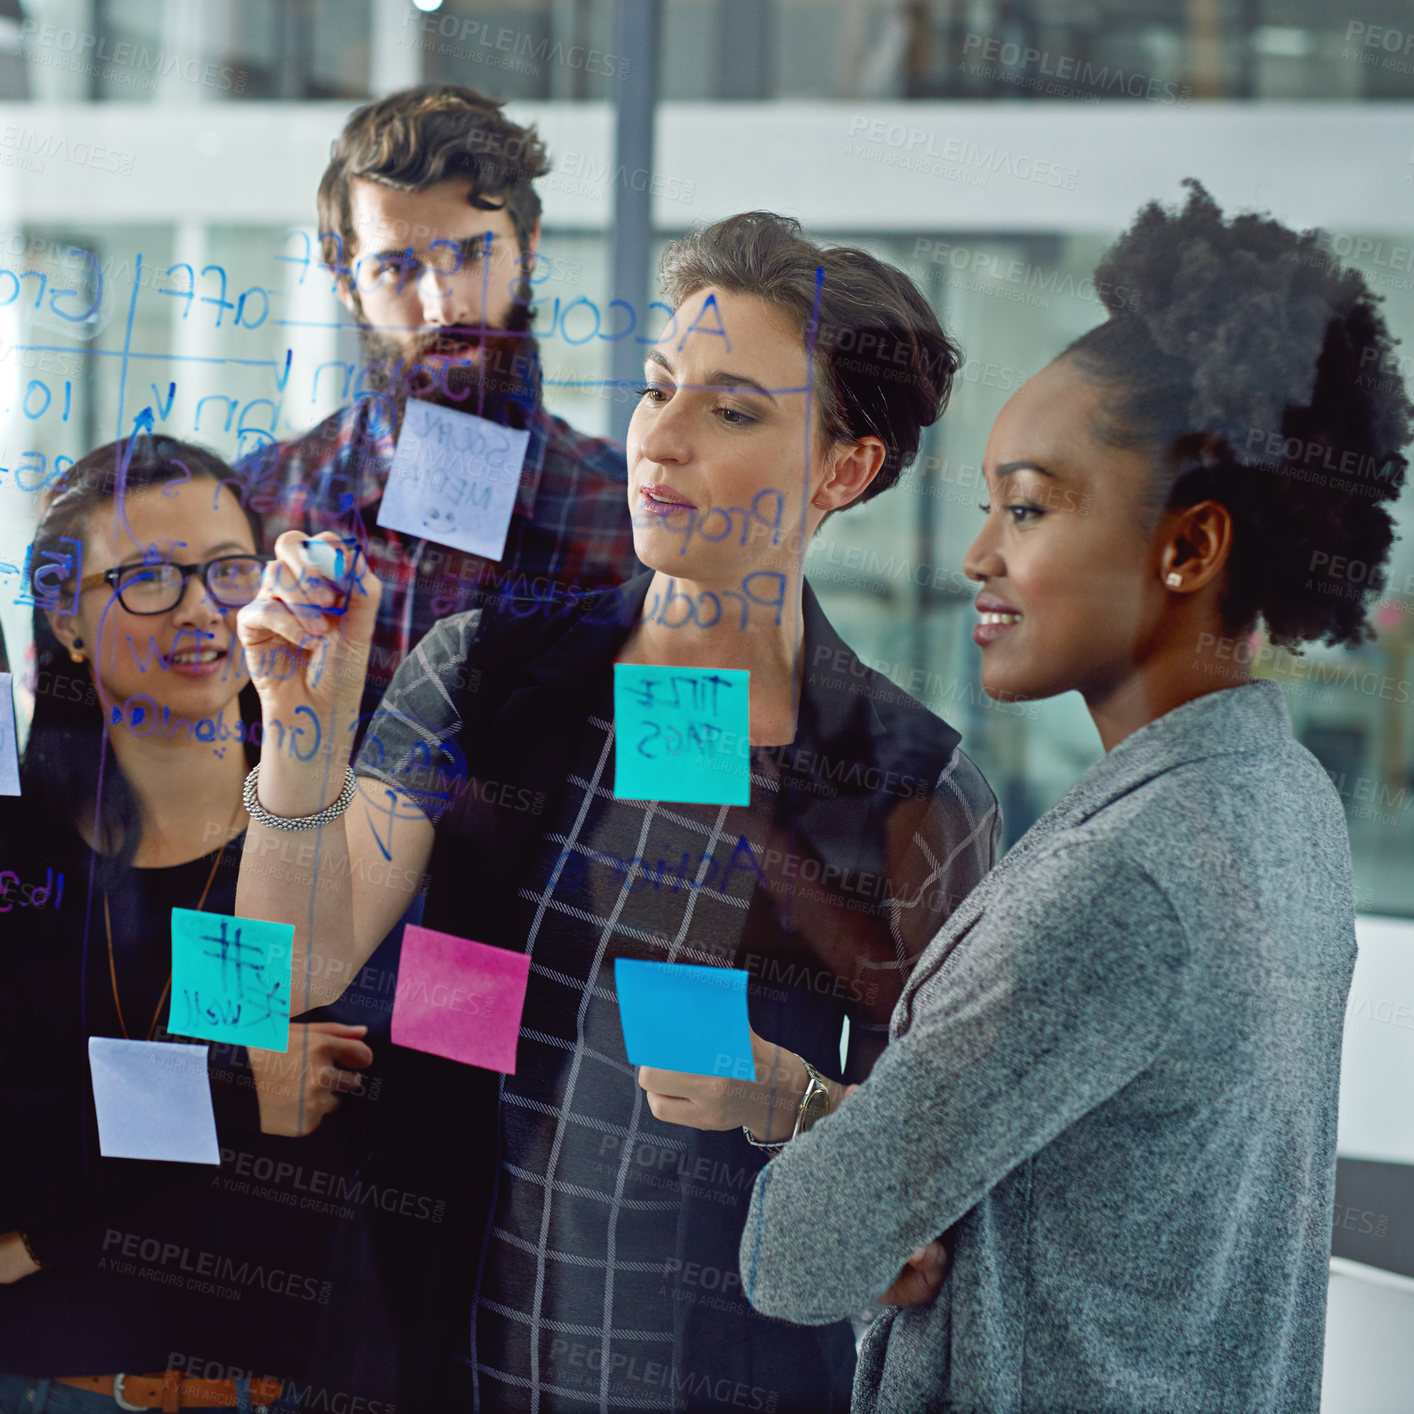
top-left (0, 3), bottom-right (1410, 1406)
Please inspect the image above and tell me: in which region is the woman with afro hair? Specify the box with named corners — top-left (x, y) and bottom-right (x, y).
top-left (736, 181), bottom-right (1413, 1412)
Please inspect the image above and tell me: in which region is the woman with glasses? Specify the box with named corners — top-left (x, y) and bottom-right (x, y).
top-left (0, 437), bottom-right (371, 1412)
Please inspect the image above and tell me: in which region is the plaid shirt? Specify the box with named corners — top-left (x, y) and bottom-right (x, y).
top-left (234, 392), bottom-right (639, 701)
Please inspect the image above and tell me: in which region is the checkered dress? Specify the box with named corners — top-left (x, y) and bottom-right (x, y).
top-left (358, 610), bottom-right (999, 1413)
top-left (234, 388), bottom-right (640, 702)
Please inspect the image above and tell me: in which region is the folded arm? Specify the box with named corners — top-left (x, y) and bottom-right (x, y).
top-left (740, 850), bottom-right (1188, 1324)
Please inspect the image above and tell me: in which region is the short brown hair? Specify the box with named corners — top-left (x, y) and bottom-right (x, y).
top-left (317, 84), bottom-right (550, 268)
top-left (659, 211), bottom-right (961, 505)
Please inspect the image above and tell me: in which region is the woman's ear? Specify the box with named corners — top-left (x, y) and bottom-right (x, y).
top-left (47, 608), bottom-right (82, 657)
top-left (812, 436), bottom-right (887, 513)
top-left (47, 604), bottom-right (94, 665)
top-left (1157, 499), bottom-right (1236, 593)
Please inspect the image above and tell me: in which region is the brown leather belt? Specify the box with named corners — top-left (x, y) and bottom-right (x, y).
top-left (57, 1373), bottom-right (285, 1411)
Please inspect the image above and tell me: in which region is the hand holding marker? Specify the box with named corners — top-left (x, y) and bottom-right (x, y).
top-left (297, 537), bottom-right (352, 599)
top-left (236, 531), bottom-right (381, 770)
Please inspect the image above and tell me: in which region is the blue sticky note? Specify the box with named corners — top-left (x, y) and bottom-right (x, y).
top-left (0, 673), bottom-right (18, 796)
top-left (613, 664), bottom-right (750, 805)
top-left (88, 1037), bottom-right (220, 1164)
top-left (378, 400), bottom-right (530, 562)
top-left (170, 908), bottom-right (293, 1052)
top-left (614, 959), bottom-right (756, 1080)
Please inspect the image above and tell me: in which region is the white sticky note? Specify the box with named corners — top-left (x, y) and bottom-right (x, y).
top-left (88, 1037), bottom-right (220, 1165)
top-left (0, 673), bottom-right (19, 796)
top-left (377, 400), bottom-right (530, 562)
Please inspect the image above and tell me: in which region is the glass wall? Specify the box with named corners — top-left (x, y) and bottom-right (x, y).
top-left (0, 7), bottom-right (1410, 898)
top-left (12, 0), bottom-right (1414, 103)
top-left (0, 2), bottom-right (1410, 1406)
top-left (5, 210), bottom-right (1411, 914)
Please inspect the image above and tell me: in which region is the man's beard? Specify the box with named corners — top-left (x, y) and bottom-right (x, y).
top-left (356, 300), bottom-right (540, 426)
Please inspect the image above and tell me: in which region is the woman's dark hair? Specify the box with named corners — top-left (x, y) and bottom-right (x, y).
top-left (20, 435), bottom-right (261, 883)
top-left (1064, 178), bottom-right (1412, 649)
top-left (659, 211), bottom-right (962, 506)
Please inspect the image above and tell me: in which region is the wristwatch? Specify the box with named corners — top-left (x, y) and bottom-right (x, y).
top-left (742, 1058), bottom-right (831, 1155)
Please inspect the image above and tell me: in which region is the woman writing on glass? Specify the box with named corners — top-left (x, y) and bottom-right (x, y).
top-left (0, 437), bottom-right (371, 1411)
top-left (737, 182), bottom-right (1413, 1413)
top-left (234, 211), bottom-right (999, 1410)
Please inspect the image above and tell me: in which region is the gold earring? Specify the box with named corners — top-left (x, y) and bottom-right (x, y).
top-left (1165, 572), bottom-right (1182, 589)
top-left (69, 650), bottom-right (86, 663)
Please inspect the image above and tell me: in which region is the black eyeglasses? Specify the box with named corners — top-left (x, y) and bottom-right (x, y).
top-left (78, 555), bottom-right (272, 615)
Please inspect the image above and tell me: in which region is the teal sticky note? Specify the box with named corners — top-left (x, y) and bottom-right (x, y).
top-left (613, 664), bottom-right (750, 805)
top-left (170, 908), bottom-right (293, 1052)
top-left (614, 959), bottom-right (756, 1080)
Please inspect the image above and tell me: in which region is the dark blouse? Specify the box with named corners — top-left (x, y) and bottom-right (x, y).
top-left (0, 821), bottom-right (347, 1377)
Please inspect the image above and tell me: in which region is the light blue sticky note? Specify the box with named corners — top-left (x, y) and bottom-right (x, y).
top-left (170, 908), bottom-right (293, 1052)
top-left (614, 959), bottom-right (756, 1080)
top-left (88, 1037), bottom-right (220, 1164)
top-left (613, 664), bottom-right (750, 805)
top-left (377, 399), bottom-right (530, 562)
top-left (0, 673), bottom-right (18, 796)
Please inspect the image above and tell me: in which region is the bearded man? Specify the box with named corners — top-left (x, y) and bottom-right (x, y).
top-left (237, 83), bottom-right (639, 708)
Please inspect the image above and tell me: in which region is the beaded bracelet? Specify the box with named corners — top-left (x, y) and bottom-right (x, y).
top-left (243, 763), bottom-right (358, 831)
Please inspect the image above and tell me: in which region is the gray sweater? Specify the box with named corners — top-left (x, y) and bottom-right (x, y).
top-left (740, 681), bottom-right (1355, 1413)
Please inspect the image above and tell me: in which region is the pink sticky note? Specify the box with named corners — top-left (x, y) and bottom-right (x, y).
top-left (391, 924), bottom-right (531, 1073)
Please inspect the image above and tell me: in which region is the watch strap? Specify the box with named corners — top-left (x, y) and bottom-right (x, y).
top-left (741, 1057), bottom-right (831, 1154)
top-left (740, 1124), bottom-right (788, 1156)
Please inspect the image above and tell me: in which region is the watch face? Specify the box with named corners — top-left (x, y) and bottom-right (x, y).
top-left (799, 1083), bottom-right (830, 1133)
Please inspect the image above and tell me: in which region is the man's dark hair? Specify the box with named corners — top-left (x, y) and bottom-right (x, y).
top-left (1064, 179), bottom-right (1412, 649)
top-left (317, 83), bottom-right (551, 268)
top-left (659, 211), bottom-right (961, 507)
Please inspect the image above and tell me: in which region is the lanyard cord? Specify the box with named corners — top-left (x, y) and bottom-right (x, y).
top-left (103, 804), bottom-right (242, 1043)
